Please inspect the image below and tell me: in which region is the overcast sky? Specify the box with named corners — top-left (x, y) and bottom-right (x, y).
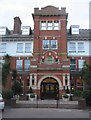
top-left (0, 0), bottom-right (90, 30)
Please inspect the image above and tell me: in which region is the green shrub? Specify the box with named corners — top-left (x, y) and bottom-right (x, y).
top-left (73, 90), bottom-right (82, 97)
top-left (30, 93), bottom-right (35, 98)
top-left (12, 80), bottom-right (22, 95)
top-left (2, 90), bottom-right (13, 99)
top-left (63, 93), bottom-right (68, 98)
top-left (81, 90), bottom-right (90, 99)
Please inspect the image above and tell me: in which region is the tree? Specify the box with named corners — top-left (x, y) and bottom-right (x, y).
top-left (2, 54), bottom-right (11, 87)
top-left (81, 62), bottom-right (91, 90)
top-left (12, 69), bottom-right (22, 95)
top-left (12, 80), bottom-right (22, 95)
top-left (81, 62), bottom-right (91, 106)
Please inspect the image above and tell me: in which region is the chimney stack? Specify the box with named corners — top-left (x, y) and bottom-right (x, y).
top-left (13, 16), bottom-right (22, 34)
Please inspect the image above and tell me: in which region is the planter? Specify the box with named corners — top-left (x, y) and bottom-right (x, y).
top-left (27, 93), bottom-right (36, 101)
top-left (62, 97), bottom-right (69, 101)
top-left (62, 94), bottom-right (70, 101)
top-left (72, 97), bottom-right (82, 101)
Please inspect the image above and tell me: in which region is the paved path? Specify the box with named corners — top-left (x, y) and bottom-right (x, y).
top-left (2, 108), bottom-right (90, 119)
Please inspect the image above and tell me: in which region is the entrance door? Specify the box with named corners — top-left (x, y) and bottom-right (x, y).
top-left (40, 77), bottom-right (59, 100)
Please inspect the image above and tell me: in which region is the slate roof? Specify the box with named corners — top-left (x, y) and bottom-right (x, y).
top-left (67, 29), bottom-right (91, 40)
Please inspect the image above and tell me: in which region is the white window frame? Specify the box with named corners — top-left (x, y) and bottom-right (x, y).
top-left (51, 40), bottom-right (57, 49)
top-left (70, 59), bottom-right (76, 70)
top-left (69, 42), bottom-right (76, 53)
top-left (54, 21), bottom-right (59, 30)
top-left (17, 43), bottom-right (23, 53)
top-left (25, 43), bottom-right (31, 53)
top-left (0, 43), bottom-right (6, 53)
top-left (40, 20), bottom-right (60, 30)
top-left (43, 40), bottom-right (49, 49)
top-left (78, 59), bottom-right (85, 70)
top-left (16, 60), bottom-right (23, 71)
top-left (40, 21), bottom-right (46, 30)
top-left (43, 40), bottom-right (58, 49)
top-left (77, 42), bottom-right (84, 52)
top-left (24, 60), bottom-right (30, 71)
top-left (47, 21), bottom-right (53, 30)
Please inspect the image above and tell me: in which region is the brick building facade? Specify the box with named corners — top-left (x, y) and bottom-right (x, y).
top-left (30, 6), bottom-right (70, 99)
top-left (0, 5), bottom-right (91, 100)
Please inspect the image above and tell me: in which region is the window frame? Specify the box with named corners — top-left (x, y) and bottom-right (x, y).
top-left (78, 59), bottom-right (85, 70)
top-left (77, 42), bottom-right (85, 53)
top-left (0, 43), bottom-right (7, 53)
top-left (16, 60), bottom-right (23, 71)
top-left (24, 59), bottom-right (30, 71)
top-left (42, 40), bottom-right (58, 49)
top-left (70, 59), bottom-right (76, 71)
top-left (17, 43), bottom-right (23, 53)
top-left (25, 43), bottom-right (31, 53)
top-left (69, 42), bottom-right (76, 53)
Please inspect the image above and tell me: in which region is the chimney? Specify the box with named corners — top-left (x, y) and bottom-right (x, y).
top-left (13, 17), bottom-right (22, 34)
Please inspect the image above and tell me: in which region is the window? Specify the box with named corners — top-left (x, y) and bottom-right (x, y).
top-left (40, 21), bottom-right (46, 30)
top-left (47, 21), bottom-right (52, 30)
top-left (40, 20), bottom-right (59, 30)
top-left (0, 43), bottom-right (6, 53)
top-left (69, 42), bottom-right (76, 53)
top-left (16, 60), bottom-right (23, 71)
top-left (54, 21), bottom-right (59, 30)
top-left (17, 43), bottom-right (23, 53)
top-left (51, 40), bottom-right (57, 49)
top-left (78, 42), bottom-right (84, 52)
top-left (25, 43), bottom-right (31, 53)
top-left (27, 79), bottom-right (30, 86)
top-left (78, 59), bottom-right (85, 69)
top-left (24, 60), bottom-right (30, 71)
top-left (32, 74), bottom-right (35, 85)
top-left (43, 40), bottom-right (49, 49)
top-left (65, 75), bottom-right (68, 85)
top-left (70, 59), bottom-right (76, 70)
top-left (0, 60), bottom-right (5, 65)
top-left (43, 40), bottom-right (58, 49)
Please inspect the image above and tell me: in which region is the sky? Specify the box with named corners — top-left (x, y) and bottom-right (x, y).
top-left (0, 0), bottom-right (90, 30)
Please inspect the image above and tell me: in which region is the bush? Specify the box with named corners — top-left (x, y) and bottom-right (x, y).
top-left (2, 90), bottom-right (13, 99)
top-left (30, 93), bottom-right (35, 98)
top-left (81, 90), bottom-right (89, 99)
top-left (12, 80), bottom-right (22, 95)
top-left (27, 87), bottom-right (33, 94)
top-left (62, 93), bottom-right (68, 98)
top-left (73, 90), bottom-right (82, 97)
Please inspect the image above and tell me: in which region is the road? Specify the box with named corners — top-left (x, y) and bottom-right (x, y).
top-left (1, 108), bottom-right (90, 120)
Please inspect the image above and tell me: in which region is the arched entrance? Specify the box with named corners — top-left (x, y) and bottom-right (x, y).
top-left (40, 77), bottom-right (59, 100)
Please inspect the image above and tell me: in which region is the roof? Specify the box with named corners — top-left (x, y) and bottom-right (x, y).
top-left (67, 29), bottom-right (91, 40)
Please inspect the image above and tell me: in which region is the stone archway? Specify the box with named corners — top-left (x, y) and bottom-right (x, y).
top-left (40, 77), bottom-right (59, 100)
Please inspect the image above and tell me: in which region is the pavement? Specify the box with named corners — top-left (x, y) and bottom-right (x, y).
top-left (1, 100), bottom-right (91, 119)
top-left (1, 108), bottom-right (90, 119)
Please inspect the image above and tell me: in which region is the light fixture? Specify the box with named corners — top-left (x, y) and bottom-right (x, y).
top-left (49, 52), bottom-right (51, 56)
